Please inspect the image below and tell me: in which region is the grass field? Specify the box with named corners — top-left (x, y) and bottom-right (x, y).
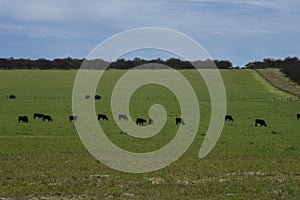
top-left (0, 69), bottom-right (299, 199)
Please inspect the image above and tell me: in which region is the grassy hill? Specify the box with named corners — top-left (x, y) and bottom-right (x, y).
top-left (257, 68), bottom-right (300, 98)
top-left (0, 69), bottom-right (299, 199)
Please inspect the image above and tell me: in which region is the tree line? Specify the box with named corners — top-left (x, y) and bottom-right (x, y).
top-left (0, 57), bottom-right (233, 70)
top-left (0, 56), bottom-right (299, 83)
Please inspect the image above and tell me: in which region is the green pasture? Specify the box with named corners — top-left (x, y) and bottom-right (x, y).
top-left (0, 69), bottom-right (299, 199)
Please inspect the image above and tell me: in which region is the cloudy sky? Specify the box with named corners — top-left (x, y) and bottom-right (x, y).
top-left (0, 0), bottom-right (299, 66)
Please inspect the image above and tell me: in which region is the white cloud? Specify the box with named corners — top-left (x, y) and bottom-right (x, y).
top-left (0, 23), bottom-right (23, 31)
top-left (0, 0), bottom-right (164, 22)
top-left (0, 0), bottom-right (297, 31)
top-left (0, 0), bottom-right (299, 65)
top-left (0, 0), bottom-right (71, 21)
top-left (0, 22), bottom-right (71, 38)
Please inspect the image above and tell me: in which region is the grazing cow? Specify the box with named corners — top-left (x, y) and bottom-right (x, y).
top-left (136, 118), bottom-right (147, 125)
top-left (149, 118), bottom-right (153, 125)
top-left (85, 95), bottom-right (90, 99)
top-left (225, 115), bottom-right (234, 122)
top-left (95, 95), bottom-right (101, 100)
top-left (255, 119), bottom-right (267, 127)
top-left (69, 115), bottom-right (78, 122)
top-left (43, 115), bottom-right (53, 122)
top-left (98, 114), bottom-right (108, 120)
top-left (18, 116), bottom-right (28, 123)
top-left (33, 113), bottom-right (44, 119)
top-left (297, 114), bottom-right (300, 120)
top-left (118, 114), bottom-right (128, 121)
top-left (176, 118), bottom-right (185, 125)
top-left (8, 94), bottom-right (16, 99)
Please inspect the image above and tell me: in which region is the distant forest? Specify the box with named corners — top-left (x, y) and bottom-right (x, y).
top-left (0, 57), bottom-right (233, 70)
top-left (0, 56), bottom-right (299, 83)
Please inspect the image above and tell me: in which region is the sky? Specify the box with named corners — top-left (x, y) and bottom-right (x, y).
top-left (0, 0), bottom-right (299, 66)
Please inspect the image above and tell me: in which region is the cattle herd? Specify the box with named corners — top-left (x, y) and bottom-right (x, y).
top-left (18, 113), bottom-right (300, 126)
top-left (15, 94), bottom-right (300, 127)
top-left (225, 115), bottom-right (268, 127)
top-left (19, 113), bottom-right (53, 123)
top-left (18, 112), bottom-right (184, 126)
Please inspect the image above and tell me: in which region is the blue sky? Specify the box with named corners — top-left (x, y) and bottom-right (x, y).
top-left (0, 0), bottom-right (299, 66)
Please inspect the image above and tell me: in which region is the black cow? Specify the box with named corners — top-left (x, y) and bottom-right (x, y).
top-left (18, 116), bottom-right (28, 123)
top-left (176, 118), bottom-right (185, 125)
top-left (33, 113), bottom-right (44, 119)
top-left (255, 119), bottom-right (267, 127)
top-left (119, 114), bottom-right (128, 121)
top-left (225, 115), bottom-right (234, 122)
top-left (297, 114), bottom-right (300, 119)
top-left (136, 118), bottom-right (147, 125)
top-left (69, 115), bottom-right (78, 122)
top-left (85, 95), bottom-right (90, 99)
top-left (98, 114), bottom-right (108, 120)
top-left (43, 115), bottom-right (53, 122)
top-left (95, 95), bottom-right (101, 100)
top-left (8, 94), bottom-right (16, 99)
top-left (149, 118), bottom-right (153, 125)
